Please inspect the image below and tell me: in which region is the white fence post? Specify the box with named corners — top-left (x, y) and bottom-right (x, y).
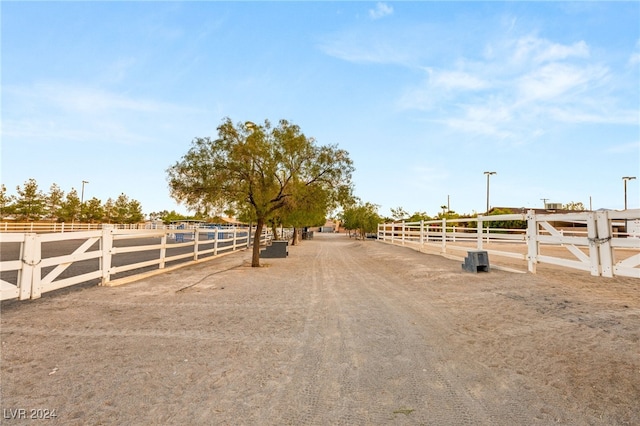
top-left (213, 228), bottom-right (219, 256)
top-left (159, 232), bottom-right (167, 269)
top-left (193, 228), bottom-right (200, 261)
top-left (100, 227), bottom-right (114, 286)
top-left (19, 233), bottom-right (38, 300)
top-left (23, 233), bottom-right (42, 299)
top-left (477, 216), bottom-right (483, 250)
top-left (596, 210), bottom-right (614, 278)
top-left (233, 228), bottom-right (237, 251)
top-left (401, 222), bottom-right (406, 245)
top-left (585, 212), bottom-right (601, 277)
top-left (420, 220), bottom-right (424, 247)
top-left (441, 218), bottom-right (446, 253)
top-left (526, 210), bottom-right (538, 274)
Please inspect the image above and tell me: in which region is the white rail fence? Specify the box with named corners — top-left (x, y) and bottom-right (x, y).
top-left (0, 221), bottom-right (198, 233)
top-left (378, 209), bottom-right (640, 279)
top-left (1, 226), bottom-right (270, 301)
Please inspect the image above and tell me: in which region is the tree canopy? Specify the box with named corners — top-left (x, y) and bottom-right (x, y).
top-left (340, 201), bottom-right (382, 239)
top-left (167, 118), bottom-right (354, 266)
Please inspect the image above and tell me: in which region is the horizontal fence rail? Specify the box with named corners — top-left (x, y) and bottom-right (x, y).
top-left (378, 209), bottom-right (640, 279)
top-left (0, 226), bottom-right (273, 301)
top-left (0, 221), bottom-right (229, 233)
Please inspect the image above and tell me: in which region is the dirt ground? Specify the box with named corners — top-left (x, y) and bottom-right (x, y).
top-left (1, 233), bottom-right (638, 425)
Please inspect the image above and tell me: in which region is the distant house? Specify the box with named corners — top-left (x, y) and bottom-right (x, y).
top-left (310, 219), bottom-right (341, 233)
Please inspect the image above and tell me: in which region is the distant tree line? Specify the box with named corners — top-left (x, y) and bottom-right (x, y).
top-left (0, 178), bottom-right (144, 223)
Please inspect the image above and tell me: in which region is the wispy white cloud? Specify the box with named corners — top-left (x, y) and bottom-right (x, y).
top-left (629, 39), bottom-right (640, 65)
top-left (548, 107), bottom-right (638, 125)
top-left (317, 30), bottom-right (417, 65)
top-left (605, 140), bottom-right (640, 154)
top-left (511, 36), bottom-right (589, 65)
top-left (516, 63), bottom-right (609, 102)
top-left (2, 82), bottom-right (209, 146)
top-left (429, 70), bottom-right (490, 91)
top-left (393, 32), bottom-right (635, 140)
top-left (369, 2), bottom-right (393, 20)
top-left (101, 57), bottom-right (138, 84)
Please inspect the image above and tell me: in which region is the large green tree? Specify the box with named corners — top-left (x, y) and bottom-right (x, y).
top-left (58, 189), bottom-right (81, 223)
top-left (0, 184), bottom-right (15, 220)
top-left (45, 183), bottom-right (65, 221)
top-left (279, 181), bottom-right (331, 245)
top-left (84, 197), bottom-right (105, 223)
top-left (167, 118), bottom-right (354, 267)
top-left (341, 201), bottom-right (382, 239)
top-left (113, 193), bottom-right (144, 224)
top-left (14, 178), bottom-right (46, 221)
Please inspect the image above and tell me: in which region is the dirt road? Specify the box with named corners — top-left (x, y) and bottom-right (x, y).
top-left (1, 233), bottom-right (638, 425)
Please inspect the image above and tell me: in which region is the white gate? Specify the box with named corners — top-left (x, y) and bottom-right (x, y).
top-left (378, 210), bottom-right (640, 278)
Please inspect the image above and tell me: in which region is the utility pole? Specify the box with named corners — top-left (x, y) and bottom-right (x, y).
top-left (484, 171), bottom-right (496, 214)
top-left (80, 180), bottom-right (89, 222)
top-left (622, 176), bottom-right (636, 210)
top-left (540, 198), bottom-right (549, 208)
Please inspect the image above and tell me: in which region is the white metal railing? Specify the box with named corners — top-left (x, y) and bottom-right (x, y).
top-left (378, 210), bottom-right (640, 278)
top-left (0, 226), bottom-right (272, 301)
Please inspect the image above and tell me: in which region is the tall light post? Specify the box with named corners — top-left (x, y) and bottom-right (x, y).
top-left (622, 176), bottom-right (636, 210)
top-left (81, 180), bottom-right (89, 222)
top-left (484, 171), bottom-right (496, 214)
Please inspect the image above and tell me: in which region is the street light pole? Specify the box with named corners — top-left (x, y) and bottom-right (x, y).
top-left (81, 180), bottom-right (89, 222)
top-left (484, 171), bottom-right (496, 214)
top-left (622, 176), bottom-right (636, 210)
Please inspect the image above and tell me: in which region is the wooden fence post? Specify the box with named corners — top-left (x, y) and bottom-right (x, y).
top-left (477, 216), bottom-right (483, 250)
top-left (441, 218), bottom-right (447, 253)
top-left (420, 220), bottom-right (424, 247)
top-left (213, 228), bottom-right (219, 256)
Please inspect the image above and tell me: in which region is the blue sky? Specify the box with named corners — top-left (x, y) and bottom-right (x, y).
top-left (2, 1), bottom-right (639, 218)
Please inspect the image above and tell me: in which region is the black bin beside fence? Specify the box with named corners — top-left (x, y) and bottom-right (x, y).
top-left (462, 250), bottom-right (490, 273)
top-left (260, 240), bottom-right (289, 258)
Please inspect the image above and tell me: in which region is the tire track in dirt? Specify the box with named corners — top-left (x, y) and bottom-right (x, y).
top-left (339, 240), bottom-right (532, 425)
top-left (323, 240), bottom-right (490, 425)
top-left (271, 238), bottom-right (495, 424)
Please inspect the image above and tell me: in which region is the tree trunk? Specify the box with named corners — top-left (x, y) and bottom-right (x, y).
top-left (291, 227), bottom-right (299, 245)
top-left (251, 218), bottom-right (265, 267)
